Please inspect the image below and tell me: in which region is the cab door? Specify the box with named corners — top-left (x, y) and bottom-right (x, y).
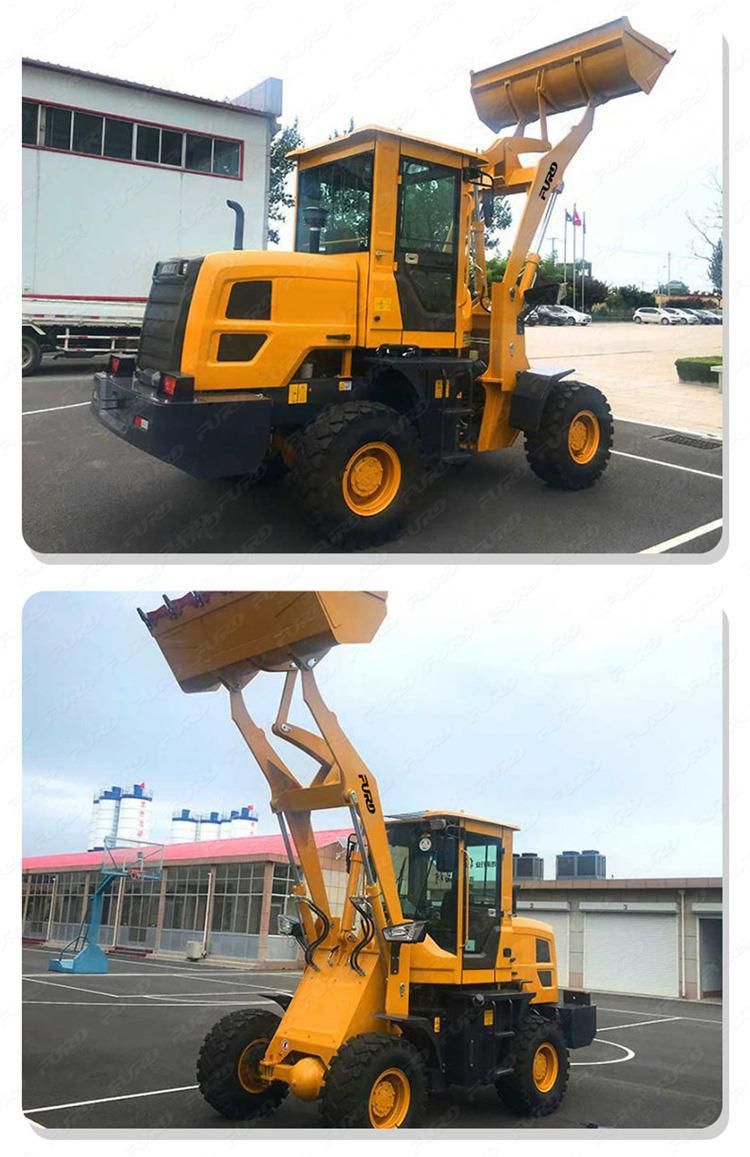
top-left (461, 832), bottom-right (502, 973)
top-left (395, 155), bottom-right (461, 340)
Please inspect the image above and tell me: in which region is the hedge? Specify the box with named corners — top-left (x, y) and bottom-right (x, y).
top-left (675, 356), bottom-right (722, 384)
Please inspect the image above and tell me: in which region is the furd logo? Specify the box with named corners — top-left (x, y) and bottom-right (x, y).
top-left (539, 161), bottom-right (558, 200)
top-left (358, 774), bottom-right (377, 814)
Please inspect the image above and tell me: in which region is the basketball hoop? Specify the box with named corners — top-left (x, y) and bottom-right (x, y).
top-left (127, 868), bottom-right (143, 881)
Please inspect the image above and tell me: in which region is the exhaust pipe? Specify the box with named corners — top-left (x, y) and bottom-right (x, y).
top-left (226, 199), bottom-right (245, 249)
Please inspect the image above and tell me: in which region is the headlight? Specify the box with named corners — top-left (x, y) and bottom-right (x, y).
top-left (382, 921), bottom-right (428, 943)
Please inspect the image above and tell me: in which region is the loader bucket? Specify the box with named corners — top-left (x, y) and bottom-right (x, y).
top-left (141, 591), bottom-right (387, 692)
top-left (471, 17), bottom-right (673, 132)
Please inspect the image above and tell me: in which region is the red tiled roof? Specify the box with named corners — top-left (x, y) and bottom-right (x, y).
top-left (22, 829), bottom-right (351, 873)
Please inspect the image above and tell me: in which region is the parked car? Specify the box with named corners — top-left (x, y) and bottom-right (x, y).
top-left (633, 307), bottom-right (678, 325)
top-left (555, 305), bottom-right (592, 325)
top-left (701, 309), bottom-right (723, 324)
top-left (526, 304), bottom-right (591, 326)
top-left (663, 307), bottom-right (698, 324)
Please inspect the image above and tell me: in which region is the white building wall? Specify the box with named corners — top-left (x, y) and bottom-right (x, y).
top-left (22, 64), bottom-right (273, 299)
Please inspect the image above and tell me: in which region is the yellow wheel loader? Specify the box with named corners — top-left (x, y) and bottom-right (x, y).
top-left (141, 591), bottom-right (598, 1127)
top-left (94, 19), bottom-right (672, 546)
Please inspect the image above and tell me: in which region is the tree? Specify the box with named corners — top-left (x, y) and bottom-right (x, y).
top-left (267, 119), bottom-right (304, 246)
top-left (483, 196), bottom-right (512, 250)
top-left (708, 238), bottom-right (722, 295)
top-left (687, 170), bottom-right (723, 297)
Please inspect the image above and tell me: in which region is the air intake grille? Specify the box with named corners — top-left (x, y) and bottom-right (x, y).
top-left (138, 257), bottom-right (204, 372)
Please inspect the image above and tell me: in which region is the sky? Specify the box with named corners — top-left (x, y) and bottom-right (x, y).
top-left (22, 586), bottom-right (723, 878)
top-left (20, 0), bottom-right (723, 292)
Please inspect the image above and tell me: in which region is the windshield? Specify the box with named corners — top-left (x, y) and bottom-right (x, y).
top-left (387, 822), bottom-right (458, 954)
top-left (295, 150), bottom-right (374, 255)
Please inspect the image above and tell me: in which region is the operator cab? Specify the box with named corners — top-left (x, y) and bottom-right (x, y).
top-left (386, 810), bottom-right (517, 972)
top-left (289, 127), bottom-right (479, 348)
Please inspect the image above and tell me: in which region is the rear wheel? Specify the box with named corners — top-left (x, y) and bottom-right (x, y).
top-left (197, 1008), bottom-right (288, 1120)
top-left (290, 401), bottom-right (424, 546)
top-left (497, 1016), bottom-right (570, 1118)
top-left (22, 334), bottom-right (42, 376)
top-left (320, 1033), bottom-right (427, 1129)
top-left (634, 315), bottom-right (642, 323)
top-left (524, 380), bottom-right (612, 490)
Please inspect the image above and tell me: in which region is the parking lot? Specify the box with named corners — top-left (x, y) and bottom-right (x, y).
top-left (22, 323), bottom-right (723, 556)
top-left (22, 947), bottom-right (722, 1132)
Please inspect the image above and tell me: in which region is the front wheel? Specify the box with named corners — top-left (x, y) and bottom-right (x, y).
top-left (661, 317), bottom-right (671, 325)
top-left (197, 1008), bottom-right (288, 1121)
top-left (524, 380), bottom-right (613, 490)
top-left (290, 401), bottom-right (424, 546)
top-left (497, 1016), bottom-right (570, 1118)
top-left (22, 334), bottom-right (42, 376)
top-left (565, 316), bottom-right (576, 326)
top-left (320, 1033), bottom-right (427, 1128)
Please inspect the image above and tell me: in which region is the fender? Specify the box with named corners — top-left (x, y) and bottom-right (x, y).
top-left (509, 367), bottom-right (576, 433)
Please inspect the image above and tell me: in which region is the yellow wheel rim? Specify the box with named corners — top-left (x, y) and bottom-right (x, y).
top-left (342, 442), bottom-right (402, 517)
top-left (368, 1067), bottom-right (411, 1128)
top-left (532, 1042), bottom-right (559, 1094)
top-left (568, 410), bottom-right (600, 465)
top-left (237, 1037), bottom-right (268, 1094)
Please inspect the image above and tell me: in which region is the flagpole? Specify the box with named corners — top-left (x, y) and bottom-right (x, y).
top-left (572, 202), bottom-right (577, 310)
top-left (581, 211), bottom-right (587, 314)
top-left (563, 210), bottom-right (568, 299)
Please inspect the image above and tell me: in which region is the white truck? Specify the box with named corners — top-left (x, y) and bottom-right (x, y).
top-left (22, 60), bottom-right (281, 375)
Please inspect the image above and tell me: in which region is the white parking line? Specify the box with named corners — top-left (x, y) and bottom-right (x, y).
top-left (611, 449), bottom-right (722, 480)
top-left (23, 1000), bottom-right (268, 1007)
top-left (599, 1016), bottom-right (681, 1031)
top-left (571, 1040), bottom-right (635, 1067)
top-left (22, 976), bottom-right (120, 999)
top-left (26, 1084), bottom-right (199, 1115)
top-left (640, 518), bottom-right (723, 554)
top-left (599, 1005), bottom-right (722, 1025)
top-left (23, 401), bottom-right (90, 416)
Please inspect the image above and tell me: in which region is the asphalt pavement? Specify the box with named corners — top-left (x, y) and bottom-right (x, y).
top-left (22, 948), bottom-right (722, 1132)
top-left (22, 364), bottom-right (723, 556)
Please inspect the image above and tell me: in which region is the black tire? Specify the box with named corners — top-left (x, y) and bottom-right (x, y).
top-left (660, 317), bottom-right (670, 325)
top-left (524, 380), bottom-right (612, 490)
top-left (22, 334), bottom-right (42, 376)
top-left (320, 1032), bottom-right (427, 1129)
top-left (290, 401), bottom-right (424, 546)
top-left (634, 315), bottom-right (642, 323)
top-left (496, 1016), bottom-right (570, 1118)
top-left (197, 1008), bottom-right (288, 1121)
top-left (565, 316), bottom-right (576, 326)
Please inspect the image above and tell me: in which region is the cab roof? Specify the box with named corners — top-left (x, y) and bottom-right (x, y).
top-left (387, 810), bottom-right (519, 831)
top-left (288, 124), bottom-right (485, 166)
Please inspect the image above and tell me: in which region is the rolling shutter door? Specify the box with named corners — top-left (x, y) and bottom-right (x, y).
top-left (583, 912), bottom-right (678, 997)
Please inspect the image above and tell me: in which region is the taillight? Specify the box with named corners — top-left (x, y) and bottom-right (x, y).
top-left (111, 356), bottom-right (120, 374)
top-left (162, 375), bottom-right (177, 396)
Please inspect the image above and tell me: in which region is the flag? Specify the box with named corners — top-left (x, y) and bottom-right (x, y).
top-left (565, 210), bottom-right (573, 223)
top-left (572, 209), bottom-right (582, 226)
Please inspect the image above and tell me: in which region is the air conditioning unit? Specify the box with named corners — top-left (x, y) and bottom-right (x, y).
top-left (186, 939), bottom-right (205, 961)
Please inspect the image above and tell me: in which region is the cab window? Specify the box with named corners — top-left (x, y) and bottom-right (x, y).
top-left (295, 150), bottom-right (374, 254)
top-left (388, 824), bottom-right (459, 954)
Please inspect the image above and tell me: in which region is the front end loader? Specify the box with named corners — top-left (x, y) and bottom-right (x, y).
top-left (93, 18), bottom-right (672, 547)
top-left (141, 591), bottom-right (597, 1128)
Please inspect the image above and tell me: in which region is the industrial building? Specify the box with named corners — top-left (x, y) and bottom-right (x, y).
top-left (88, 783), bottom-right (153, 850)
top-left (169, 806), bottom-right (259, 843)
top-left (22, 59), bottom-right (281, 299)
top-left (22, 832), bottom-right (721, 997)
